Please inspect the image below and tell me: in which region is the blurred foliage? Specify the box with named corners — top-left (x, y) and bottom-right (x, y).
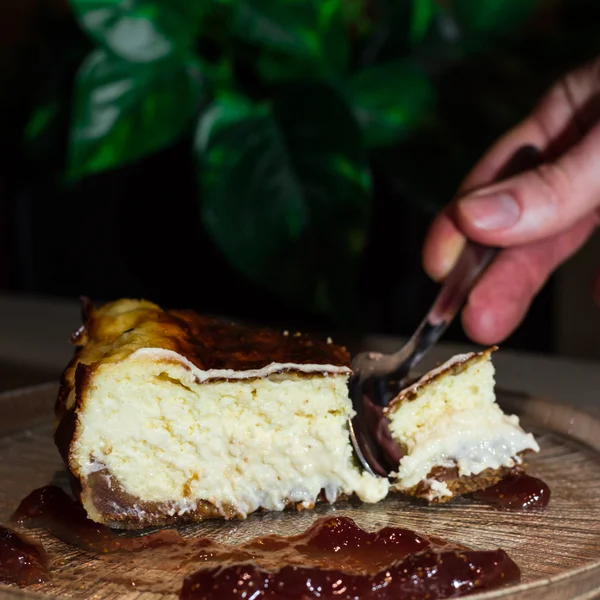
top-left (17, 0), bottom-right (600, 322)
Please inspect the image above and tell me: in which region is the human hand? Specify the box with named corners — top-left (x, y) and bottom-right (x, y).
top-left (422, 58), bottom-right (600, 345)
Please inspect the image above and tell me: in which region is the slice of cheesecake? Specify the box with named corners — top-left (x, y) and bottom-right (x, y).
top-left (385, 348), bottom-right (540, 502)
top-left (55, 299), bottom-right (388, 529)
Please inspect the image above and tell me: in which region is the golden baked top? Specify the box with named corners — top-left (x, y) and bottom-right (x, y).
top-left (56, 298), bottom-right (352, 421)
top-left (70, 297), bottom-right (350, 369)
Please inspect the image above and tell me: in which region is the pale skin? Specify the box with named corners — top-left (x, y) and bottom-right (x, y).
top-left (423, 57), bottom-right (600, 345)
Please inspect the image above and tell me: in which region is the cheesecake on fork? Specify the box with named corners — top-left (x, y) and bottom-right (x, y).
top-left (385, 348), bottom-right (539, 501)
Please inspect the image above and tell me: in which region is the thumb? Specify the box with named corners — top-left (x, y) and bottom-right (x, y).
top-left (454, 121), bottom-right (600, 247)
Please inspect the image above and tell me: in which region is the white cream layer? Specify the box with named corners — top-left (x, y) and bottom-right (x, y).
top-left (131, 348), bottom-right (352, 382)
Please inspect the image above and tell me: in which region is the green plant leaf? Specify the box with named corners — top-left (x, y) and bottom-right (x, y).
top-left (24, 104), bottom-right (60, 142)
top-left (450, 0), bottom-right (537, 35)
top-left (409, 0), bottom-right (438, 44)
top-left (349, 61), bottom-right (436, 148)
top-left (358, 0), bottom-right (437, 65)
top-left (69, 0), bottom-right (205, 62)
top-left (342, 0), bottom-right (375, 39)
top-left (195, 82), bottom-right (371, 319)
top-left (67, 48), bottom-right (203, 181)
top-left (229, 0), bottom-right (349, 77)
top-left (256, 51), bottom-right (320, 83)
top-left (195, 95), bottom-right (309, 277)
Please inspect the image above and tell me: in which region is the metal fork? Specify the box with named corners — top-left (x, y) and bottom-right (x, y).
top-left (348, 145), bottom-right (542, 478)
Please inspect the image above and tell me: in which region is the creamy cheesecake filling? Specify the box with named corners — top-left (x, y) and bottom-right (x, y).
top-left (387, 351), bottom-right (539, 500)
top-left (72, 353), bottom-right (388, 520)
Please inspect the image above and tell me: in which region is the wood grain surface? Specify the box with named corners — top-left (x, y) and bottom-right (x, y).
top-left (0, 383), bottom-right (599, 600)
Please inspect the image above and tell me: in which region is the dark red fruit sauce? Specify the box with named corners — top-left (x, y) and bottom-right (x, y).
top-left (0, 525), bottom-right (49, 585)
top-left (180, 516), bottom-right (520, 600)
top-left (11, 485), bottom-right (183, 552)
top-left (4, 475), bottom-right (550, 597)
top-left (182, 549), bottom-right (519, 600)
top-left (473, 474), bottom-right (550, 510)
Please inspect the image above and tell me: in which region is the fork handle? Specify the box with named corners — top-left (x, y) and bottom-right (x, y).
top-left (396, 242), bottom-right (498, 374)
top-left (393, 145), bottom-right (543, 376)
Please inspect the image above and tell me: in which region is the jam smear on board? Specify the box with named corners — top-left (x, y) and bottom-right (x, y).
top-left (11, 486), bottom-right (183, 553)
top-left (181, 550), bottom-right (520, 600)
top-left (0, 525), bottom-right (49, 586)
top-left (474, 474), bottom-right (551, 510)
top-left (180, 520), bottom-right (520, 600)
top-left (9, 485), bottom-right (527, 598)
top-left (164, 516), bottom-right (518, 599)
top-left (167, 514), bottom-right (441, 574)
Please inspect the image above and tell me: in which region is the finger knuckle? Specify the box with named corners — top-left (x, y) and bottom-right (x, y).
top-left (546, 80), bottom-right (569, 107)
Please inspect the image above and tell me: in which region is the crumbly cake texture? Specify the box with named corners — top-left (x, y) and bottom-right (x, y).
top-left (54, 298), bottom-right (388, 529)
top-left (384, 348), bottom-right (540, 502)
top-left (55, 298), bottom-right (540, 528)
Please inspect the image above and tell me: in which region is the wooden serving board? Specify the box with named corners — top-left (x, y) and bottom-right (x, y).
top-left (1, 383), bottom-right (599, 600)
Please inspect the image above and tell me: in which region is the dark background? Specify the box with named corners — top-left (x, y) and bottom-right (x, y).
top-left (1, 0), bottom-right (600, 353)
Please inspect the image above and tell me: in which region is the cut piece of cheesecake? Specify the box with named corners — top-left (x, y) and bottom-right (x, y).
top-left (55, 298), bottom-right (388, 529)
top-left (385, 347), bottom-right (540, 502)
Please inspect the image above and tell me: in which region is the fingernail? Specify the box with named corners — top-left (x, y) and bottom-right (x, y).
top-left (459, 193), bottom-right (520, 231)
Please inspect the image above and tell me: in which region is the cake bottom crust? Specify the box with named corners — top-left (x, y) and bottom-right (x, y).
top-left (76, 448), bottom-right (533, 528)
top-left (80, 461), bottom-right (528, 530)
top-left (81, 470), bottom-right (349, 530)
top-left (400, 463), bottom-right (526, 503)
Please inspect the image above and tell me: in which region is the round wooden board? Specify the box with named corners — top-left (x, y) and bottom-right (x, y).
top-left (0, 383), bottom-right (599, 600)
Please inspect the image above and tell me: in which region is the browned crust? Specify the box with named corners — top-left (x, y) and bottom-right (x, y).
top-left (385, 346), bottom-right (498, 413)
top-left (54, 298), bottom-right (352, 528)
top-left (83, 469), bottom-right (240, 529)
top-left (54, 361), bottom-right (95, 508)
top-left (80, 468), bottom-right (345, 530)
top-left (81, 460), bottom-right (526, 529)
top-left (73, 297), bottom-right (350, 373)
top-left (398, 455), bottom-right (530, 503)
top-left (55, 298), bottom-right (350, 419)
